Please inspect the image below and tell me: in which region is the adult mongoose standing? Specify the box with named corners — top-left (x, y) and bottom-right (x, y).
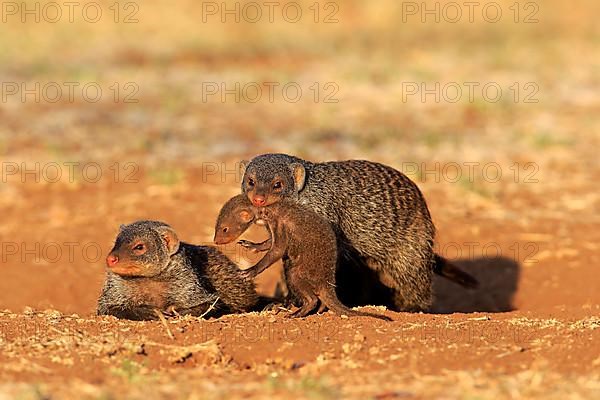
top-left (238, 153), bottom-right (478, 312)
top-left (214, 194), bottom-right (392, 321)
top-left (97, 220), bottom-right (258, 320)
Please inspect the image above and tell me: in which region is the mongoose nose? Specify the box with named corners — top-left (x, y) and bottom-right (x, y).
top-left (252, 196), bottom-right (266, 206)
top-left (106, 254), bottom-right (119, 267)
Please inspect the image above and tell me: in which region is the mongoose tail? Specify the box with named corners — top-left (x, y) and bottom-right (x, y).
top-left (433, 254), bottom-right (479, 289)
top-left (320, 288), bottom-right (392, 321)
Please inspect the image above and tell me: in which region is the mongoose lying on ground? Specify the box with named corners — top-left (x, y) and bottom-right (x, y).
top-left (239, 153), bottom-right (478, 312)
top-left (97, 220), bottom-right (258, 320)
top-left (214, 195), bottom-right (391, 321)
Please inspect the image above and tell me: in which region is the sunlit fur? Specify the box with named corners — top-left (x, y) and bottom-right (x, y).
top-left (214, 195), bottom-right (391, 320)
top-left (98, 221), bottom-right (258, 320)
top-left (240, 153), bottom-right (437, 312)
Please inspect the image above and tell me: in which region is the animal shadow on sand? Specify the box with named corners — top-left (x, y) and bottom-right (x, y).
top-left (336, 256), bottom-right (519, 313)
top-left (431, 256), bottom-right (519, 313)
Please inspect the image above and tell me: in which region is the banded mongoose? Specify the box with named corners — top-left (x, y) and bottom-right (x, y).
top-left (238, 153), bottom-right (478, 312)
top-left (97, 220), bottom-right (258, 320)
top-left (214, 194), bottom-right (392, 321)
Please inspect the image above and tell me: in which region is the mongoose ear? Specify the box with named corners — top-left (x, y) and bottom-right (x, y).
top-left (156, 226), bottom-right (180, 256)
top-left (239, 210), bottom-right (254, 223)
top-left (290, 163), bottom-right (306, 191)
top-left (119, 224), bottom-right (126, 231)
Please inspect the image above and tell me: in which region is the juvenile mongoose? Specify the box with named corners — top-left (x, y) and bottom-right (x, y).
top-left (97, 220), bottom-right (258, 320)
top-left (239, 153), bottom-right (478, 312)
top-left (214, 195), bottom-right (392, 321)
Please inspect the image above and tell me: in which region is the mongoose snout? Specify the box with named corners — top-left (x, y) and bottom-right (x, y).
top-left (251, 194), bottom-right (267, 207)
top-left (106, 254), bottom-right (118, 267)
top-left (105, 253), bottom-right (136, 276)
top-left (105, 250), bottom-right (147, 277)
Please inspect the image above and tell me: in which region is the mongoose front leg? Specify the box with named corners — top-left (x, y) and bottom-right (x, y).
top-left (244, 243), bottom-right (286, 278)
top-left (103, 305), bottom-right (158, 321)
top-left (175, 303), bottom-right (216, 318)
top-left (238, 238), bottom-right (272, 253)
top-left (244, 221), bottom-right (286, 277)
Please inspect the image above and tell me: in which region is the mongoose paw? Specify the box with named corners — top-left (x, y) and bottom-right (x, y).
top-left (237, 240), bottom-right (263, 253)
top-left (286, 307), bottom-right (311, 319)
top-left (163, 306), bottom-right (181, 318)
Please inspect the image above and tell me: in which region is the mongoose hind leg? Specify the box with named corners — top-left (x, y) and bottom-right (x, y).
top-left (286, 277), bottom-right (319, 318)
top-left (390, 291), bottom-right (429, 313)
top-left (316, 302), bottom-right (327, 313)
top-left (367, 256), bottom-right (433, 312)
top-left (319, 287), bottom-right (392, 321)
top-left (288, 295), bottom-right (319, 318)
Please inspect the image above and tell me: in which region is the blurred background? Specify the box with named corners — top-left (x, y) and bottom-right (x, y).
top-left (0, 0), bottom-right (598, 314)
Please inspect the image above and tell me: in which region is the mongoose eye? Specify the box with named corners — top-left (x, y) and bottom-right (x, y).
top-left (247, 178), bottom-right (255, 187)
top-left (273, 181), bottom-right (282, 190)
top-left (133, 244), bottom-right (145, 251)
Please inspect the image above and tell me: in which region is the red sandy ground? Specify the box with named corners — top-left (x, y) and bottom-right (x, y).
top-left (0, 172), bottom-right (598, 399)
